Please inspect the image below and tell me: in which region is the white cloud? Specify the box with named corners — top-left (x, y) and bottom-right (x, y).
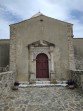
top-left (73, 21), bottom-right (83, 38)
top-left (0, 18), bottom-right (9, 39)
top-left (0, 0), bottom-right (83, 38)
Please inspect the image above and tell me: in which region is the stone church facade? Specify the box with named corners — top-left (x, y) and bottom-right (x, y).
top-left (0, 12), bottom-right (83, 84)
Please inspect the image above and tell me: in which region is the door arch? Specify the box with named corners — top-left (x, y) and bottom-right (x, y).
top-left (36, 53), bottom-right (49, 78)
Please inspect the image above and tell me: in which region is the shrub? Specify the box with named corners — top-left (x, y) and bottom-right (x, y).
top-left (66, 80), bottom-right (76, 86)
top-left (14, 81), bottom-right (20, 86)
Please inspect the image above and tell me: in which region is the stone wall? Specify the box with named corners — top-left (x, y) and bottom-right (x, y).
top-left (0, 71), bottom-right (15, 95)
top-left (10, 26), bottom-right (17, 72)
top-left (0, 39), bottom-right (10, 72)
top-left (10, 15), bottom-right (73, 81)
top-left (68, 37), bottom-right (75, 70)
top-left (71, 70), bottom-right (83, 90)
top-left (67, 26), bottom-right (75, 71)
top-left (73, 38), bottom-right (83, 70)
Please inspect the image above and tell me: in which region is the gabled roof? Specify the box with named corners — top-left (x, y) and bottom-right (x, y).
top-left (10, 12), bottom-right (73, 26)
top-left (31, 12), bottom-right (43, 18)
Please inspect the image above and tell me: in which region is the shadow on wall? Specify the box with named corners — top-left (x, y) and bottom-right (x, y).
top-left (74, 47), bottom-right (83, 70)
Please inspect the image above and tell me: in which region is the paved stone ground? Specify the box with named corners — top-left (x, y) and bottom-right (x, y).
top-left (0, 86), bottom-right (83, 111)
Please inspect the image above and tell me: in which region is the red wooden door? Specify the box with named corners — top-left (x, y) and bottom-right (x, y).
top-left (36, 53), bottom-right (49, 78)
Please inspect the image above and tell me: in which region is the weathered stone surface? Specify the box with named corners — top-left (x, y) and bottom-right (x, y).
top-left (0, 86), bottom-right (83, 111)
top-left (0, 39), bottom-right (10, 73)
top-left (73, 39), bottom-right (83, 70)
top-left (10, 15), bottom-right (73, 82)
top-left (0, 71), bottom-right (15, 95)
top-left (71, 70), bottom-right (83, 90)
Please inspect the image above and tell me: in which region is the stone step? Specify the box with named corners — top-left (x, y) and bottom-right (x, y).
top-left (36, 81), bottom-right (50, 84)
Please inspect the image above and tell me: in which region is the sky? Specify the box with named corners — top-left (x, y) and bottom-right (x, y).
top-left (0, 0), bottom-right (83, 39)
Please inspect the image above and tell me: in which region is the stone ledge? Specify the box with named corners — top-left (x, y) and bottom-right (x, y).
top-left (0, 71), bottom-right (14, 75)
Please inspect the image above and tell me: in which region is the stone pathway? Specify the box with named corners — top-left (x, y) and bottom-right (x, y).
top-left (0, 86), bottom-right (83, 111)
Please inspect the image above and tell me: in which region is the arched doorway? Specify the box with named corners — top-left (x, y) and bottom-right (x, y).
top-left (36, 53), bottom-right (49, 78)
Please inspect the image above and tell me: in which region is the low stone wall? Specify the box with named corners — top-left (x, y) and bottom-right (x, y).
top-left (71, 70), bottom-right (83, 90)
top-left (0, 66), bottom-right (9, 73)
top-left (0, 71), bottom-right (15, 95)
